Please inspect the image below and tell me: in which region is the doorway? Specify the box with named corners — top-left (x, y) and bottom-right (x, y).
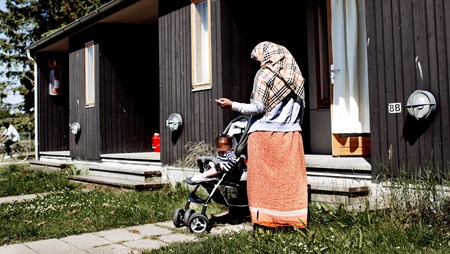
top-left (307, 0), bottom-right (370, 156)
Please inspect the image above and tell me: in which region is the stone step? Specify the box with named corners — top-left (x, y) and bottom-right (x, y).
top-left (307, 170), bottom-right (372, 180)
top-left (100, 152), bottom-right (161, 167)
top-left (30, 160), bottom-right (71, 172)
top-left (88, 164), bottom-right (162, 183)
top-left (68, 175), bottom-right (170, 190)
top-left (305, 154), bottom-right (371, 172)
top-left (306, 175), bottom-right (372, 209)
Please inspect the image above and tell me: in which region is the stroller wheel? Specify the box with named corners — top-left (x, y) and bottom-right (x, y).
top-left (188, 213), bottom-right (210, 233)
top-left (184, 209), bottom-right (195, 226)
top-left (172, 208), bottom-right (185, 227)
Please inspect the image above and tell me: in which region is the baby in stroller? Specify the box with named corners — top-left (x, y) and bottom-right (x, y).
top-left (173, 115), bottom-right (250, 233)
top-left (186, 134), bottom-right (238, 183)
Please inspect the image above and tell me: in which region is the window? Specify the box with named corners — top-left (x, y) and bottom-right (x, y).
top-left (85, 41), bottom-right (95, 107)
top-left (191, 0), bottom-right (211, 90)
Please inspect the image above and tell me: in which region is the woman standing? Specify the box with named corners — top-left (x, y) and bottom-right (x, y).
top-left (216, 41), bottom-right (308, 228)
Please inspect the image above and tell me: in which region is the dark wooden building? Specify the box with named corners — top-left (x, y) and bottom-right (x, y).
top-left (28, 0), bottom-right (450, 180)
top-left (366, 0), bottom-right (450, 178)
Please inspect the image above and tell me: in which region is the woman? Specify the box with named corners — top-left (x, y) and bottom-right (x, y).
top-left (216, 41), bottom-right (308, 228)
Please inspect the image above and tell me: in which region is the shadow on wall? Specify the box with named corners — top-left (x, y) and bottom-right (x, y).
top-left (402, 114), bottom-right (434, 146)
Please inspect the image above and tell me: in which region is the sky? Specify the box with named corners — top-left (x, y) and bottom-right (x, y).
top-left (1, 0), bottom-right (24, 105)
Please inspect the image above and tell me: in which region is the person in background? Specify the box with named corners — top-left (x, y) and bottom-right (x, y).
top-left (0, 122), bottom-right (20, 157)
top-left (215, 41), bottom-right (308, 229)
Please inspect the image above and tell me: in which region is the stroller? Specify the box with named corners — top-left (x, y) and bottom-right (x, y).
top-left (172, 115), bottom-right (251, 233)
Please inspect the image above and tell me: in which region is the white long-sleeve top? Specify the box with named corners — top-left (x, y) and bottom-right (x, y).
top-left (2, 125), bottom-right (20, 142)
top-left (231, 94), bottom-right (303, 133)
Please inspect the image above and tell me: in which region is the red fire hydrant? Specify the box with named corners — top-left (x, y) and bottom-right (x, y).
top-left (152, 133), bottom-right (160, 152)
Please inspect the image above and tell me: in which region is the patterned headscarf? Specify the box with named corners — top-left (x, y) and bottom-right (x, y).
top-left (250, 41), bottom-right (305, 112)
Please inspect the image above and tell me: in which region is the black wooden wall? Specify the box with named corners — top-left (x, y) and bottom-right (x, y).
top-left (98, 24), bottom-right (159, 154)
top-left (366, 0), bottom-right (450, 178)
top-left (36, 53), bottom-right (70, 152)
top-left (159, 0), bottom-right (223, 164)
top-left (158, 0), bottom-right (310, 164)
top-left (67, 24), bottom-right (159, 161)
top-left (68, 46), bottom-right (101, 160)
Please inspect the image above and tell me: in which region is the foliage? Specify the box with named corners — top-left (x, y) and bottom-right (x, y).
top-left (0, 0), bottom-right (110, 113)
top-left (172, 141), bottom-right (217, 168)
top-left (0, 112), bottom-right (34, 137)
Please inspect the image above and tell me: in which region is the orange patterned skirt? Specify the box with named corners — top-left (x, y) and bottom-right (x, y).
top-left (247, 131), bottom-right (308, 228)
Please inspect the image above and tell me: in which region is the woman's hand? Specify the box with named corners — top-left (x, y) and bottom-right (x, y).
top-left (215, 98), bottom-right (233, 109)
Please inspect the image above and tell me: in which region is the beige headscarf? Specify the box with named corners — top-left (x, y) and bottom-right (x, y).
top-left (250, 41), bottom-right (305, 112)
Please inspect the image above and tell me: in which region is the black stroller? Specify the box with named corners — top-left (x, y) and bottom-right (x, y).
top-left (172, 115), bottom-right (251, 233)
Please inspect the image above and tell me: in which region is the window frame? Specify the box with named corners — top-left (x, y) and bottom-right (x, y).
top-left (85, 41), bottom-right (96, 107)
top-left (190, 0), bottom-right (212, 90)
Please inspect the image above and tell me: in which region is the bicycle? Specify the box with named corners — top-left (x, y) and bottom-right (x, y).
top-left (0, 142), bottom-right (29, 162)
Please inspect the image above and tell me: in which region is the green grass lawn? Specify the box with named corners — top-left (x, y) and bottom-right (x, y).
top-left (0, 164), bottom-right (80, 197)
top-left (0, 164), bottom-right (449, 253)
top-left (0, 164), bottom-right (222, 245)
top-left (145, 202), bottom-right (450, 254)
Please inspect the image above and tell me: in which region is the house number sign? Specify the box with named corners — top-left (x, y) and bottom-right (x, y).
top-left (388, 103), bottom-right (402, 113)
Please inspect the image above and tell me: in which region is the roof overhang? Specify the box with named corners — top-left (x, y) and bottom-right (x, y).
top-left (27, 0), bottom-right (158, 54)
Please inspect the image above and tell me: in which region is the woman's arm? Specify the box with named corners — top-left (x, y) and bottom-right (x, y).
top-left (216, 98), bottom-right (264, 115)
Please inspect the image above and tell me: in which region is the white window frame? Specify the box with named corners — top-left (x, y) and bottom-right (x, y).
top-left (191, 0), bottom-right (212, 90)
top-left (85, 41), bottom-right (95, 107)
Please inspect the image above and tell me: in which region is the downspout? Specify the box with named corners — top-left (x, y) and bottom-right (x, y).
top-left (27, 50), bottom-right (39, 161)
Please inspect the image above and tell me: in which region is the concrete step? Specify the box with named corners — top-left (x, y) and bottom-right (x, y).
top-left (30, 160), bottom-right (72, 172)
top-left (88, 164), bottom-right (162, 183)
top-left (307, 175), bottom-right (371, 210)
top-left (305, 154), bottom-right (371, 172)
top-left (100, 152), bottom-right (161, 167)
top-left (68, 175), bottom-right (170, 190)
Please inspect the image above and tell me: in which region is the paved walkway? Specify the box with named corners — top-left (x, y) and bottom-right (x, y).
top-left (0, 194), bottom-right (252, 254)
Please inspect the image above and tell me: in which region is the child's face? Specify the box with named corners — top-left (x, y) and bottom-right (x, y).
top-left (217, 142), bottom-right (231, 153)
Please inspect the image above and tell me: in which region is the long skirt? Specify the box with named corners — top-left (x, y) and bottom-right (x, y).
top-left (247, 131), bottom-right (308, 228)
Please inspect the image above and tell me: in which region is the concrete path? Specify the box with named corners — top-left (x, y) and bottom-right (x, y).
top-left (0, 194), bottom-right (252, 254)
top-left (0, 221), bottom-right (251, 254)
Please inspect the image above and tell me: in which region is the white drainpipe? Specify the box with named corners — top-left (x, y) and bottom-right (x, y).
top-left (27, 49), bottom-right (38, 160)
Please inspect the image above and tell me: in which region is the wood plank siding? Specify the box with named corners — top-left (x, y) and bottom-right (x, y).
top-left (97, 24), bottom-right (159, 154)
top-left (159, 0), bottom-right (223, 164)
top-left (66, 24), bottom-right (159, 161)
top-left (36, 53), bottom-right (70, 152)
top-left (158, 0), bottom-right (310, 164)
top-left (68, 45), bottom-right (101, 160)
top-left (366, 0), bottom-right (450, 178)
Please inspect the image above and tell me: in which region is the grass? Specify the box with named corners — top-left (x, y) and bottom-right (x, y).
top-left (0, 164), bottom-right (80, 197)
top-left (143, 170), bottom-right (450, 254)
top-left (144, 202), bottom-right (450, 254)
top-left (0, 164), bottom-right (224, 245)
top-left (1, 163), bottom-right (449, 253)
top-left (172, 141), bottom-right (216, 168)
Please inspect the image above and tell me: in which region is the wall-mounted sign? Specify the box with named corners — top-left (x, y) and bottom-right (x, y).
top-left (48, 58), bottom-right (62, 96)
top-left (388, 103), bottom-right (402, 114)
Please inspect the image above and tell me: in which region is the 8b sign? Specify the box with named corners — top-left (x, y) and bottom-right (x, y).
top-left (388, 103), bottom-right (402, 113)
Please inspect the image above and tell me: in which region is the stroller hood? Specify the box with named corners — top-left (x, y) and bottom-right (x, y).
top-left (222, 115), bottom-right (251, 157)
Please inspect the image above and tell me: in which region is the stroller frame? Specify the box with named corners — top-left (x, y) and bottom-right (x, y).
top-left (173, 115), bottom-right (251, 233)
